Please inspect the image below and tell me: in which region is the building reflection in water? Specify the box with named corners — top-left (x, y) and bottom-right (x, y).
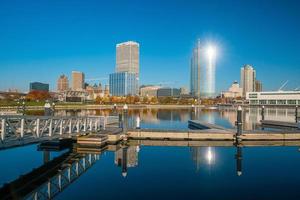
top-left (190, 146), bottom-right (216, 173)
top-left (115, 146), bottom-right (140, 177)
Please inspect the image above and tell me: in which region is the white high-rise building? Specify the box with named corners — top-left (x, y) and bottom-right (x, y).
top-left (116, 41), bottom-right (139, 77)
top-left (241, 65), bottom-right (256, 97)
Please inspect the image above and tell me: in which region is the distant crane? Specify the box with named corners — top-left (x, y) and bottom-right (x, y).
top-left (278, 80), bottom-right (289, 91)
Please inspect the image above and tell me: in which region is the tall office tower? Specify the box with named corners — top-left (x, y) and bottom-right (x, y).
top-left (72, 71), bottom-right (85, 91)
top-left (190, 39), bottom-right (201, 98)
top-left (255, 80), bottom-right (262, 92)
top-left (109, 72), bottom-right (139, 96)
top-left (57, 75), bottom-right (69, 92)
top-left (116, 41), bottom-right (139, 77)
top-left (240, 65), bottom-right (256, 97)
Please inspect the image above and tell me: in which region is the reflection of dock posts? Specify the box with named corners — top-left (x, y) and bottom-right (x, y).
top-left (123, 104), bottom-right (128, 134)
top-left (191, 104), bottom-right (196, 120)
top-left (122, 146), bottom-right (128, 177)
top-left (136, 115), bottom-right (141, 129)
top-left (236, 106), bottom-right (243, 142)
top-left (296, 106), bottom-right (298, 123)
top-left (119, 113), bottom-right (123, 128)
top-left (261, 106), bottom-right (265, 130)
top-left (261, 106), bottom-right (265, 121)
top-left (235, 146), bottom-right (242, 176)
top-left (43, 151), bottom-right (50, 164)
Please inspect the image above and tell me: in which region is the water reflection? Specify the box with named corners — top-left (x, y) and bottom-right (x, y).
top-left (1, 141), bottom-right (300, 200)
top-left (54, 107), bottom-right (298, 131)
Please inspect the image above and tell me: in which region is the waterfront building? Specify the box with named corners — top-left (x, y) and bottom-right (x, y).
top-left (247, 91), bottom-right (300, 106)
top-left (140, 86), bottom-right (161, 97)
top-left (116, 41), bottom-right (139, 77)
top-left (241, 65), bottom-right (256, 97)
top-left (255, 80), bottom-right (263, 92)
top-left (86, 83), bottom-right (103, 100)
top-left (221, 81), bottom-right (243, 98)
top-left (29, 82), bottom-right (49, 92)
top-left (57, 75), bottom-right (69, 92)
top-left (157, 87), bottom-right (181, 97)
top-left (109, 72), bottom-right (139, 96)
top-left (180, 87), bottom-right (189, 95)
top-left (190, 39), bottom-right (201, 98)
top-left (72, 71), bottom-right (85, 91)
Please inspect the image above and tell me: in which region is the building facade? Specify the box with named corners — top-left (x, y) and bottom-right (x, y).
top-left (241, 65), bottom-right (256, 97)
top-left (57, 75), bottom-right (69, 92)
top-left (255, 80), bottom-right (263, 92)
top-left (247, 91), bottom-right (300, 106)
top-left (109, 72), bottom-right (139, 96)
top-left (29, 82), bottom-right (49, 92)
top-left (116, 41), bottom-right (139, 77)
top-left (190, 39), bottom-right (201, 98)
top-left (157, 88), bottom-right (181, 97)
top-left (221, 81), bottom-right (243, 98)
top-left (72, 71), bottom-right (85, 91)
top-left (140, 86), bottom-right (161, 97)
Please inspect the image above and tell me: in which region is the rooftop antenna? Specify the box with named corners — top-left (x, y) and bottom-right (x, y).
top-left (278, 80), bottom-right (289, 91)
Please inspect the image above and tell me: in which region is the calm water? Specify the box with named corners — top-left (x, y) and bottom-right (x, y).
top-left (1, 108), bottom-right (300, 199)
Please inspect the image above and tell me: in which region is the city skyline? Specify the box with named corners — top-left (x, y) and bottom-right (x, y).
top-left (0, 0), bottom-right (300, 92)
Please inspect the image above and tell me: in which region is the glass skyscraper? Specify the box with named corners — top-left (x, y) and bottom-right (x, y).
top-left (109, 72), bottom-right (139, 96)
top-left (190, 39), bottom-right (201, 98)
top-left (190, 39), bottom-right (216, 98)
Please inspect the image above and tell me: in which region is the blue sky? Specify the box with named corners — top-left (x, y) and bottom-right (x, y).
top-left (0, 0), bottom-right (299, 92)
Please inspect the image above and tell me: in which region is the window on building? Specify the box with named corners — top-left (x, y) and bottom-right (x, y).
top-left (277, 100), bottom-right (286, 105)
top-left (259, 100), bottom-right (267, 105)
top-left (268, 100), bottom-right (276, 105)
top-left (250, 100), bottom-right (258, 104)
top-left (287, 100), bottom-right (297, 105)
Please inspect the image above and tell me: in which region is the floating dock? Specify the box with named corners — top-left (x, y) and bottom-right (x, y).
top-left (261, 120), bottom-right (300, 129)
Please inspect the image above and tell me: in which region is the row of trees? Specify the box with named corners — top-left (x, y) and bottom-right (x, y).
top-left (11, 90), bottom-right (224, 105)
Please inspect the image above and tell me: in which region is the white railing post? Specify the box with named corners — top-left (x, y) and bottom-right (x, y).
top-left (89, 119), bottom-right (92, 131)
top-left (76, 120), bottom-right (80, 133)
top-left (94, 119), bottom-right (98, 131)
top-left (83, 118), bottom-right (87, 132)
top-left (59, 120), bottom-right (63, 135)
top-left (1, 118), bottom-right (6, 141)
top-left (103, 117), bottom-right (107, 130)
top-left (69, 119), bottom-right (72, 134)
top-left (49, 119), bottom-right (53, 137)
top-left (20, 118), bottom-right (25, 138)
top-left (36, 118), bottom-right (40, 138)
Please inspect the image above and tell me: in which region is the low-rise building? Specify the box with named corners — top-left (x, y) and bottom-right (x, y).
top-left (157, 88), bottom-right (181, 97)
top-left (221, 81), bottom-right (243, 98)
top-left (140, 86), bottom-right (161, 97)
top-left (247, 91), bottom-right (300, 106)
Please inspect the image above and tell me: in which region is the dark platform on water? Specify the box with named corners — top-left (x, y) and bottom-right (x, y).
top-left (261, 120), bottom-right (300, 129)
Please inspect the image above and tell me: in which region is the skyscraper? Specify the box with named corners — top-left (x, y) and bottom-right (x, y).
top-left (190, 39), bottom-right (216, 98)
top-left (72, 71), bottom-right (85, 91)
top-left (110, 41), bottom-right (140, 96)
top-left (255, 80), bottom-right (263, 92)
top-left (190, 39), bottom-right (201, 98)
top-left (109, 72), bottom-right (138, 96)
top-left (57, 75), bottom-right (69, 92)
top-left (241, 65), bottom-right (256, 97)
top-left (116, 41), bottom-right (139, 77)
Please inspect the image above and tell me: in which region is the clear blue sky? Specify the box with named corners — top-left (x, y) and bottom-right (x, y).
top-left (0, 0), bottom-right (299, 92)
